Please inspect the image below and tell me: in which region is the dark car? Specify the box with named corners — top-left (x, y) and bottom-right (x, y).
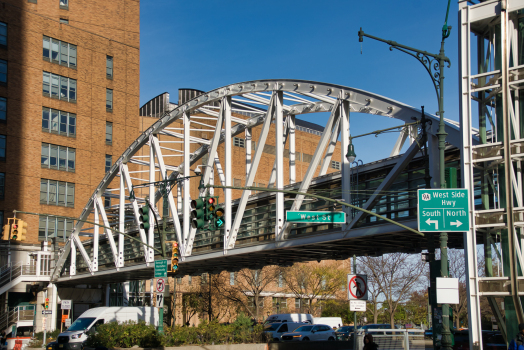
top-left (425, 327), bottom-right (433, 339)
top-left (336, 326), bottom-right (354, 341)
top-left (46, 342), bottom-right (57, 350)
top-left (452, 330), bottom-right (506, 350)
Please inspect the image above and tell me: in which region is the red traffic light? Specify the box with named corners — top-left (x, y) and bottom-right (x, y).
top-left (45, 298), bottom-right (49, 302)
top-left (208, 197), bottom-right (215, 204)
top-left (12, 225), bottom-right (17, 229)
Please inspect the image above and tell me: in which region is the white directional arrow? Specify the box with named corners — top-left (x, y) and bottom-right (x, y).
top-left (425, 218), bottom-right (438, 230)
top-left (450, 220), bottom-right (463, 228)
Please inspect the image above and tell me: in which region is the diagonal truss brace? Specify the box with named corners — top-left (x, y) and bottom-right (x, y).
top-left (150, 136), bottom-right (185, 253)
top-left (121, 163), bottom-right (153, 262)
top-left (226, 93), bottom-right (277, 250)
top-left (278, 98), bottom-right (341, 240)
top-left (344, 133), bottom-right (426, 235)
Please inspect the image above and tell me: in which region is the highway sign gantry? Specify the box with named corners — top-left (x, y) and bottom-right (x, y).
top-left (417, 189), bottom-right (470, 232)
top-left (286, 211), bottom-right (346, 224)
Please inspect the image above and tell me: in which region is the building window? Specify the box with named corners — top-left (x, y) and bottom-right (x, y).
top-left (105, 155), bottom-right (112, 173)
top-left (0, 211), bottom-right (3, 226)
top-left (0, 60), bottom-right (6, 86)
top-left (43, 36), bottom-right (76, 68)
top-left (188, 276), bottom-right (192, 285)
top-left (278, 273), bottom-right (284, 288)
top-left (59, 0), bottom-right (68, 9)
top-left (230, 272), bottom-right (235, 285)
top-left (39, 215), bottom-right (73, 241)
top-left (42, 108), bottom-right (76, 137)
top-left (40, 179), bottom-right (75, 207)
top-left (59, 18), bottom-right (69, 24)
top-left (233, 137), bottom-right (245, 148)
top-left (0, 22), bottom-right (6, 47)
top-left (0, 173), bottom-right (4, 200)
top-left (177, 277), bottom-right (182, 284)
top-left (106, 56), bottom-right (113, 79)
top-left (106, 122), bottom-right (113, 144)
top-left (0, 135), bottom-right (6, 162)
top-left (233, 178), bottom-right (241, 187)
top-left (0, 97), bottom-right (5, 122)
top-left (41, 143), bottom-right (75, 172)
top-left (106, 89), bottom-right (113, 111)
top-left (43, 72), bottom-right (76, 102)
top-left (331, 161), bottom-right (341, 170)
top-left (104, 196), bottom-right (111, 208)
top-left (201, 273), bottom-right (208, 284)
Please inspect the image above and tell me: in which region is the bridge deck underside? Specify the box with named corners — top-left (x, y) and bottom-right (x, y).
top-left (56, 219), bottom-right (469, 286)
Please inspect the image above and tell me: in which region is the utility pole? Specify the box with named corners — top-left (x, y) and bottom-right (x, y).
top-left (357, 1), bottom-right (452, 349)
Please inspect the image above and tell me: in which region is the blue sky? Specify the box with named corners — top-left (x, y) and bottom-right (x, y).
top-left (140, 1), bottom-right (460, 163)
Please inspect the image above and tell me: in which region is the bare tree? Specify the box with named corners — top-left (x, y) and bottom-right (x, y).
top-left (447, 249), bottom-right (469, 329)
top-left (280, 261), bottom-right (346, 316)
top-left (359, 253), bottom-right (426, 328)
top-left (215, 266), bottom-right (278, 321)
top-left (358, 259), bottom-right (383, 323)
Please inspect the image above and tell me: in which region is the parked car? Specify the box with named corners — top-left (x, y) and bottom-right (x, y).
top-left (281, 324), bottom-right (337, 341)
top-left (263, 322), bottom-right (308, 342)
top-left (264, 313), bottom-right (313, 324)
top-left (452, 330), bottom-right (506, 350)
top-left (335, 326), bottom-right (354, 341)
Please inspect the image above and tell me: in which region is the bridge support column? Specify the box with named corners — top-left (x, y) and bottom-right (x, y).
top-left (340, 99), bottom-right (351, 230)
top-left (275, 91), bottom-right (284, 237)
top-left (224, 97), bottom-right (232, 250)
top-left (289, 115), bottom-right (296, 184)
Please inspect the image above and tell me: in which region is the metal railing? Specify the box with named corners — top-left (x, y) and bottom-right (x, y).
top-left (0, 305), bottom-right (35, 334)
top-left (356, 329), bottom-right (425, 350)
top-left (0, 260), bottom-right (51, 291)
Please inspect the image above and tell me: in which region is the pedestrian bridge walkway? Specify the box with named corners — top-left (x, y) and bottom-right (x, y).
top-left (50, 79), bottom-right (473, 286)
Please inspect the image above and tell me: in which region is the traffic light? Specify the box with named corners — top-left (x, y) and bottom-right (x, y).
top-left (45, 298), bottom-right (49, 309)
top-left (139, 202), bottom-right (150, 230)
top-left (15, 220), bottom-right (27, 241)
top-left (11, 222), bottom-right (19, 240)
top-left (190, 198), bottom-right (205, 229)
top-left (206, 196), bottom-right (216, 221)
top-left (214, 207), bottom-right (225, 228)
top-left (2, 225), bottom-right (9, 240)
top-left (171, 242), bottom-right (179, 272)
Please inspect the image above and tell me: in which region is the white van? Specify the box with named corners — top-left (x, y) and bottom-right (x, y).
top-left (263, 322), bottom-right (308, 342)
top-left (55, 307), bottom-right (159, 350)
top-left (264, 313), bottom-right (313, 324)
top-left (313, 317), bottom-right (343, 329)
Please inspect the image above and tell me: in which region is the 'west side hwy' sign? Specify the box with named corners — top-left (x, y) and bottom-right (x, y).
top-left (418, 189), bottom-right (470, 232)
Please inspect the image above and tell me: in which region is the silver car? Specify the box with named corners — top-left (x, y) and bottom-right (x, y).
top-left (281, 324), bottom-right (337, 341)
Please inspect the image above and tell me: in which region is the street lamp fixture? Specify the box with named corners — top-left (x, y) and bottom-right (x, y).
top-left (346, 139), bottom-right (356, 163)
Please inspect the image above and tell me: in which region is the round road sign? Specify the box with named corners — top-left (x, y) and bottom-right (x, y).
top-left (156, 278), bottom-right (165, 293)
top-left (349, 275), bottom-right (367, 299)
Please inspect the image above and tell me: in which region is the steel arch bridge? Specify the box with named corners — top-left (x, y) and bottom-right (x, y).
top-left (51, 79), bottom-right (466, 284)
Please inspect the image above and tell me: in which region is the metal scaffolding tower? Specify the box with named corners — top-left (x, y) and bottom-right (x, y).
top-left (460, 0), bottom-right (524, 348)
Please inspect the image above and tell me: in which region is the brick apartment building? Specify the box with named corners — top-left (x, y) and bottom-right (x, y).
top-left (0, 0), bottom-right (140, 333)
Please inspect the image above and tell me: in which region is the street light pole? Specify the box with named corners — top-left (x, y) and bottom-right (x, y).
top-left (357, 1), bottom-right (452, 350)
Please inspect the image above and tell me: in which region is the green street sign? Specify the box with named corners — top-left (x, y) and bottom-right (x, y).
top-left (418, 189), bottom-right (470, 232)
top-left (286, 211), bottom-right (346, 224)
top-left (154, 259), bottom-right (168, 278)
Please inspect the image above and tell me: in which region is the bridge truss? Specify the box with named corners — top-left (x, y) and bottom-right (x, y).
top-left (51, 79), bottom-right (464, 285)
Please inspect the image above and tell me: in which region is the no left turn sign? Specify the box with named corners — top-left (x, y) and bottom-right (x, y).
top-left (347, 274), bottom-right (368, 300)
top-left (156, 278), bottom-right (165, 293)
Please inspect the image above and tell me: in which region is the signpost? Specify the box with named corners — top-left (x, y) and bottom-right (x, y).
top-left (286, 211), bottom-right (346, 224)
top-left (417, 189), bottom-right (470, 232)
top-left (154, 260), bottom-right (168, 335)
top-left (347, 274), bottom-right (368, 300)
top-left (350, 300), bottom-right (366, 312)
top-left (61, 300), bottom-right (71, 310)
